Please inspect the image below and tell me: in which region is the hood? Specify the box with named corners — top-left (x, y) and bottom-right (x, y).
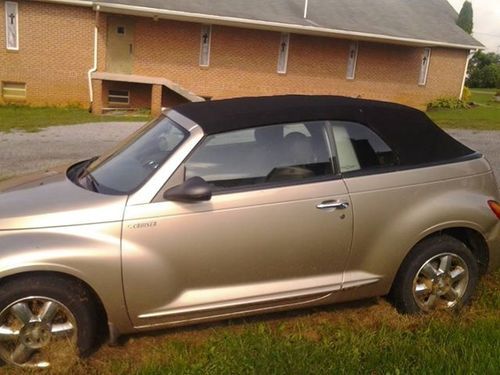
top-left (0, 166), bottom-right (128, 230)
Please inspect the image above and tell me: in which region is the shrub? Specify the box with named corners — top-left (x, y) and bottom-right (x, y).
top-left (427, 98), bottom-right (468, 110)
top-left (461, 86), bottom-right (472, 102)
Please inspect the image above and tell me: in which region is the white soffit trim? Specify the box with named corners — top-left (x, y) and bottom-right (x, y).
top-left (40, 1), bottom-right (485, 50)
top-left (38, 0), bottom-right (93, 6)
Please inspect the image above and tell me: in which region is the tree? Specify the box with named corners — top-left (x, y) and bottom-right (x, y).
top-left (466, 51), bottom-right (500, 88)
top-left (457, 1), bottom-right (473, 34)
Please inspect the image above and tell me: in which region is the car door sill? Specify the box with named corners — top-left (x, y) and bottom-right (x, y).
top-left (134, 291), bottom-right (334, 330)
top-left (134, 275), bottom-right (381, 328)
top-left (138, 283), bottom-right (342, 321)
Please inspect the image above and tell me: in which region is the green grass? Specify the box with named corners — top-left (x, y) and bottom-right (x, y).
top-left (428, 89), bottom-right (500, 131)
top-left (10, 270), bottom-right (499, 375)
top-left (0, 105), bottom-right (150, 132)
top-left (468, 89), bottom-right (499, 105)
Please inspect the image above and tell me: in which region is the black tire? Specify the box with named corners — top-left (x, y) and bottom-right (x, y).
top-left (389, 235), bottom-right (479, 314)
top-left (0, 274), bottom-right (97, 365)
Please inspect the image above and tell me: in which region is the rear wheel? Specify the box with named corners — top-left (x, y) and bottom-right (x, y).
top-left (390, 235), bottom-right (479, 314)
top-left (0, 274), bottom-right (97, 368)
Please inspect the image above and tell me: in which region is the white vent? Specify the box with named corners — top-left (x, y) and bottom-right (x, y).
top-left (108, 90), bottom-right (129, 105)
top-left (2, 82), bottom-right (26, 100)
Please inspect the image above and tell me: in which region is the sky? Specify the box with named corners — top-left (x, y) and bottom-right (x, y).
top-left (447, 0), bottom-right (500, 52)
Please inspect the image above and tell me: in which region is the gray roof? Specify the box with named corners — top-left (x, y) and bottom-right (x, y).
top-left (89, 0), bottom-right (483, 49)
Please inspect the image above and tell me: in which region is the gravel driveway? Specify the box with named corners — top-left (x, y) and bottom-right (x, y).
top-left (448, 130), bottom-right (500, 186)
top-left (0, 123), bottom-right (499, 187)
top-left (0, 122), bottom-right (144, 178)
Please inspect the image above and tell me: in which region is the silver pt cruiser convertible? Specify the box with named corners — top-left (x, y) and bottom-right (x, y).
top-left (0, 96), bottom-right (499, 368)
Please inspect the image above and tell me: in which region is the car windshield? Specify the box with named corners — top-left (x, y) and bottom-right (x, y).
top-left (79, 116), bottom-right (188, 195)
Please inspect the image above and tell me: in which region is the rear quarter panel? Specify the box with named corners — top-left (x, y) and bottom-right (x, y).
top-left (343, 157), bottom-right (499, 297)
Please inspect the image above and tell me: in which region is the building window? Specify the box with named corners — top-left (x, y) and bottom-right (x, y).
top-left (108, 90), bottom-right (130, 105)
top-left (199, 25), bottom-right (212, 67)
top-left (277, 33), bottom-right (290, 74)
top-left (346, 42), bottom-right (359, 80)
top-left (116, 26), bottom-right (125, 35)
top-left (5, 1), bottom-right (19, 50)
top-left (2, 82), bottom-right (26, 100)
top-left (418, 48), bottom-right (432, 86)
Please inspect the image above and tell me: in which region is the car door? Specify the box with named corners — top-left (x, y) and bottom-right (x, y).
top-left (329, 120), bottom-right (400, 289)
top-left (121, 121), bottom-right (353, 327)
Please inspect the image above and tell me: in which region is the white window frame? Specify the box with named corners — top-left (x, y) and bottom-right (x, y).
top-left (5, 1), bottom-right (19, 51)
top-left (199, 25), bottom-right (212, 67)
top-left (418, 48), bottom-right (432, 86)
top-left (277, 33), bottom-right (290, 74)
top-left (346, 42), bottom-right (359, 80)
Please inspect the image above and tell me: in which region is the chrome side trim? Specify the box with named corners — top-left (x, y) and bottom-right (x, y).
top-left (136, 275), bottom-right (381, 322)
top-left (134, 292), bottom-right (333, 330)
top-left (138, 284), bottom-right (342, 320)
top-left (138, 272), bottom-right (381, 319)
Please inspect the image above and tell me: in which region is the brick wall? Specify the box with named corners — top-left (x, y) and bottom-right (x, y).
top-left (0, 2), bottom-right (468, 110)
top-left (0, 0), bottom-right (95, 107)
top-left (425, 48), bottom-right (468, 103)
top-left (130, 17), bottom-right (467, 109)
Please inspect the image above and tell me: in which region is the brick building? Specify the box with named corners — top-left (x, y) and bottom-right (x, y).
top-left (0, 0), bottom-right (483, 114)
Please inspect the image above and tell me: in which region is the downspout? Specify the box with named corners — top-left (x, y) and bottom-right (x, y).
top-left (88, 5), bottom-right (100, 112)
top-left (460, 49), bottom-right (476, 100)
top-left (303, 0), bottom-right (309, 18)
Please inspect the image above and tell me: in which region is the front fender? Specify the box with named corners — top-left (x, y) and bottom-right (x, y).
top-left (0, 222), bottom-right (133, 334)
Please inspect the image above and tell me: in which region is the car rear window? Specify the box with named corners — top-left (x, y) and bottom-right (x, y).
top-left (330, 121), bottom-right (399, 173)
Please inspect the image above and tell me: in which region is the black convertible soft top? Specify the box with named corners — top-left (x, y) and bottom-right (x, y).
top-left (174, 95), bottom-right (476, 167)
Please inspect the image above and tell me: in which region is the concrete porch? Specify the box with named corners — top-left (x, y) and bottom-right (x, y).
top-left (91, 72), bottom-right (205, 116)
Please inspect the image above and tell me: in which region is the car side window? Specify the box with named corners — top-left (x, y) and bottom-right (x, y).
top-left (330, 121), bottom-right (398, 173)
top-left (184, 121), bottom-right (336, 191)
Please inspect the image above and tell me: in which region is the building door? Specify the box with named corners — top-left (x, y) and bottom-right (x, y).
top-left (106, 17), bottom-right (134, 74)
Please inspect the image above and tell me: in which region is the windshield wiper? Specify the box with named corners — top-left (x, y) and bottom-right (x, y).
top-left (77, 156), bottom-right (100, 192)
top-left (85, 172), bottom-right (101, 193)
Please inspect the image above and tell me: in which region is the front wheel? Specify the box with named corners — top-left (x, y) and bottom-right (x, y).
top-left (0, 274), bottom-right (97, 369)
top-left (390, 235), bottom-right (479, 314)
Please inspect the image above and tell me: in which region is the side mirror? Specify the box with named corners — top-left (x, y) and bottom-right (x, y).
top-left (164, 176), bottom-right (212, 202)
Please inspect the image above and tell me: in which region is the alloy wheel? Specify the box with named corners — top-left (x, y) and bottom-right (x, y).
top-left (412, 252), bottom-right (469, 311)
top-left (0, 296), bottom-right (77, 368)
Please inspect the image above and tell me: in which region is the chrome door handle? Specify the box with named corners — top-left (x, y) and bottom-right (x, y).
top-left (316, 200), bottom-right (350, 210)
